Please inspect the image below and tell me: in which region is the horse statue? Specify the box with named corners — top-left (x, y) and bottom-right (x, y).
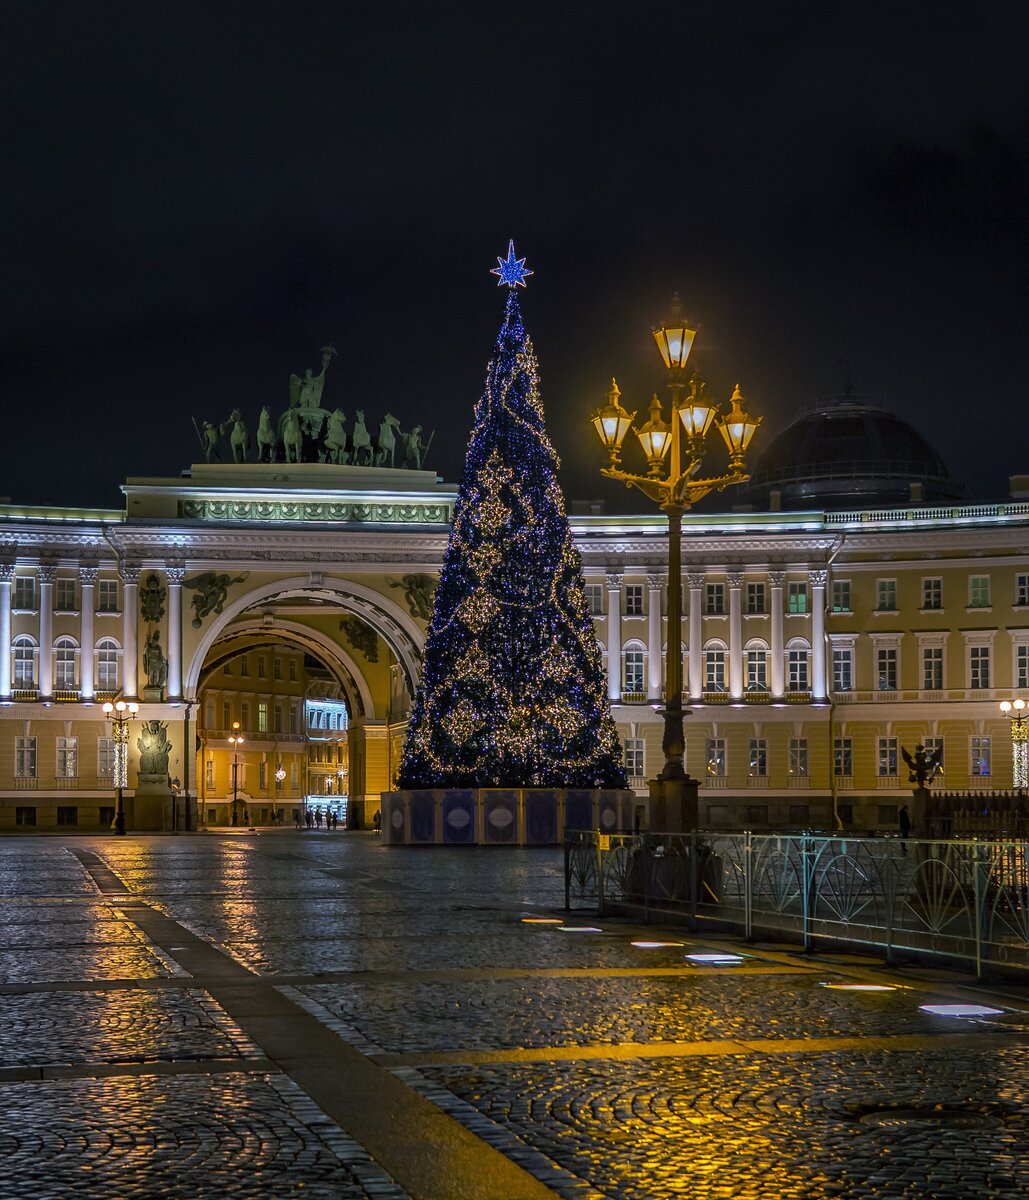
top-left (323, 408), bottom-right (348, 464)
top-left (227, 409), bottom-right (250, 463)
top-left (373, 414), bottom-right (401, 467)
top-left (351, 410), bottom-right (373, 466)
top-left (281, 408), bottom-right (303, 463)
top-left (256, 406), bottom-right (277, 462)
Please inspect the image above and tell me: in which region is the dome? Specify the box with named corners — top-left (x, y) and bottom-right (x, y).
top-left (739, 401), bottom-right (966, 511)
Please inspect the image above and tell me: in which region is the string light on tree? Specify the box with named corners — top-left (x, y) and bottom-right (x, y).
top-left (1000, 699), bottom-right (1028, 789)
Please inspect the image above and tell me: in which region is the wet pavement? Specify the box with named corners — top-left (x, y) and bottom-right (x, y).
top-left (0, 832), bottom-right (1027, 1198)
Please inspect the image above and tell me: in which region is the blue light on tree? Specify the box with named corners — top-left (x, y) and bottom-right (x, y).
top-left (490, 239), bottom-right (534, 288)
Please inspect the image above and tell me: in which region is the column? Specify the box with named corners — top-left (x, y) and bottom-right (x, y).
top-left (646, 572), bottom-right (664, 700)
top-left (79, 565), bottom-right (97, 700)
top-left (810, 568), bottom-right (828, 701)
top-left (769, 570), bottom-right (785, 699)
top-left (728, 571), bottom-right (744, 699)
top-left (38, 564), bottom-right (55, 699)
top-left (0, 560), bottom-right (13, 700)
top-left (606, 571), bottom-right (622, 701)
top-left (122, 565), bottom-right (140, 699)
top-left (166, 565), bottom-right (184, 700)
top-left (687, 572), bottom-right (704, 701)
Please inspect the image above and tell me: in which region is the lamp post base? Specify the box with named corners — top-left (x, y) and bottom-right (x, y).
top-left (648, 774), bottom-right (699, 834)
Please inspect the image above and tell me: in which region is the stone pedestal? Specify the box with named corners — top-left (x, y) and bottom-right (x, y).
top-left (647, 775), bottom-right (700, 833)
top-left (142, 686), bottom-right (164, 703)
top-left (128, 774), bottom-right (173, 832)
top-left (909, 786), bottom-right (929, 837)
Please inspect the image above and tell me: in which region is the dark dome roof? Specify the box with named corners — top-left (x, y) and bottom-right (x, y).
top-left (739, 402), bottom-right (965, 511)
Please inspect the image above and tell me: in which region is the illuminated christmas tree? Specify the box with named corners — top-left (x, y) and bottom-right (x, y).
top-left (398, 243), bottom-right (626, 790)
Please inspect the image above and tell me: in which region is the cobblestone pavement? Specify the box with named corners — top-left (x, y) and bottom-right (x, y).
top-left (1, 834), bottom-right (1028, 1198)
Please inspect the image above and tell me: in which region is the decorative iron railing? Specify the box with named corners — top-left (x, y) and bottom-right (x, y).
top-left (565, 829), bottom-right (1029, 978)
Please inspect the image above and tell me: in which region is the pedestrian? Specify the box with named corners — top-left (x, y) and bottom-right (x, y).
top-left (294, 809), bottom-right (301, 830)
top-left (373, 810), bottom-right (381, 832)
top-left (899, 804), bottom-right (911, 853)
top-left (305, 810), bottom-right (313, 829)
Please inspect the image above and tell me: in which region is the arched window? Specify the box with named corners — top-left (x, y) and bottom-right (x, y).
top-left (704, 639), bottom-right (727, 693)
top-left (96, 638), bottom-right (120, 691)
top-left (622, 642), bottom-right (645, 694)
top-left (786, 637), bottom-right (811, 691)
top-left (54, 637), bottom-right (78, 689)
top-left (745, 638), bottom-right (769, 691)
top-left (12, 636), bottom-right (36, 688)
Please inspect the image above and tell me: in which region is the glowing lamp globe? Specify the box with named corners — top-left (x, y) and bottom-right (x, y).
top-left (718, 384), bottom-right (761, 469)
top-left (679, 376), bottom-right (719, 440)
top-left (635, 395), bottom-right (672, 473)
top-left (652, 296), bottom-right (697, 372)
top-left (591, 379), bottom-right (635, 458)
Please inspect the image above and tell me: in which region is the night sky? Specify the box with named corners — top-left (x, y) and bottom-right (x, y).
top-left (4, 2), bottom-right (1029, 510)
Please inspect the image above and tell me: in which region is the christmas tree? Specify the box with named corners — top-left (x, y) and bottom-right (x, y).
top-left (398, 243), bottom-right (627, 790)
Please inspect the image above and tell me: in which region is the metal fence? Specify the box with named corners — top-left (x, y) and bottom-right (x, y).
top-left (564, 829), bottom-right (1029, 978)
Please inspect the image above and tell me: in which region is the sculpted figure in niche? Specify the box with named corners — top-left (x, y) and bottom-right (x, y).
top-left (143, 629), bottom-right (168, 691)
top-left (137, 721), bottom-right (171, 776)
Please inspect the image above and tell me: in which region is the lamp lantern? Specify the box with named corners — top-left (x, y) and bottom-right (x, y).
top-left (717, 384), bottom-right (761, 471)
top-left (651, 295), bottom-right (697, 373)
top-left (635, 395), bottom-right (672, 474)
top-left (590, 379), bottom-right (635, 461)
top-left (678, 376), bottom-right (719, 442)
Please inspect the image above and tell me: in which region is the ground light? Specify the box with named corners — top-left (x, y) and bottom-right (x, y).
top-left (520, 917), bottom-right (563, 925)
top-left (820, 983), bottom-right (898, 992)
top-left (685, 952), bottom-right (746, 965)
top-left (919, 1003), bottom-right (1005, 1017)
top-left (558, 925), bottom-right (604, 933)
top-left (631, 940), bottom-right (686, 948)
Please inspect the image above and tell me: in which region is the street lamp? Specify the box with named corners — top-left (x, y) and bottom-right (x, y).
top-left (590, 297), bottom-right (761, 828)
top-left (228, 720), bottom-right (244, 826)
top-left (102, 699), bottom-right (139, 835)
top-left (999, 699), bottom-right (1028, 789)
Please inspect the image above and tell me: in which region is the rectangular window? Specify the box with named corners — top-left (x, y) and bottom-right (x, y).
top-left (624, 585), bottom-right (643, 616)
top-left (838, 804), bottom-right (854, 826)
top-left (704, 650), bottom-right (726, 692)
top-left (788, 738), bottom-right (809, 777)
top-left (259, 761), bottom-right (267, 789)
top-left (971, 735), bottom-right (991, 777)
top-left (924, 736), bottom-right (944, 779)
top-left (969, 645), bottom-right (991, 690)
top-left (289, 659), bottom-right (297, 681)
top-left (1017, 644), bottom-right (1029, 689)
top-left (13, 640), bottom-right (35, 688)
top-left (878, 736), bottom-right (898, 777)
top-left (789, 804), bottom-right (810, 827)
top-left (1017, 574), bottom-right (1029, 608)
top-left (746, 649), bottom-right (767, 690)
top-left (289, 704), bottom-right (298, 734)
top-left (274, 705), bottom-right (283, 734)
top-left (877, 804), bottom-right (899, 825)
top-left (922, 646), bottom-right (943, 690)
top-left (205, 759), bottom-right (215, 790)
top-left (56, 736), bottom-right (78, 779)
top-left (240, 655), bottom-right (249, 676)
top-left (876, 647), bottom-right (897, 691)
top-left (55, 578), bottom-right (77, 610)
top-left (98, 806), bottom-right (115, 828)
top-left (876, 579), bottom-right (897, 612)
top-left (706, 738), bottom-right (727, 777)
top-left (55, 643), bottom-right (76, 688)
top-left (290, 760), bottom-right (299, 788)
top-left (922, 578), bottom-right (943, 610)
top-left (14, 577), bottom-right (35, 610)
top-left (748, 738), bottom-right (767, 777)
top-left (222, 701), bottom-right (231, 729)
top-left (257, 702), bottom-right (268, 732)
top-left (622, 649), bottom-right (644, 694)
top-left (258, 655), bottom-right (267, 678)
top-left (97, 579), bottom-right (119, 612)
top-left (834, 737), bottom-right (853, 778)
top-left (969, 575), bottom-right (991, 608)
top-left (15, 736), bottom-right (36, 779)
top-left (97, 643), bottom-right (119, 690)
top-left (746, 804), bottom-right (768, 826)
top-left (832, 648), bottom-right (853, 693)
top-left (240, 701), bottom-right (250, 729)
top-left (624, 737), bottom-right (645, 777)
top-left (746, 582), bottom-right (766, 614)
top-left (584, 584), bottom-right (604, 615)
top-left (705, 583), bottom-right (725, 615)
top-left (788, 649), bottom-right (809, 691)
top-left (274, 657), bottom-right (282, 679)
top-left (787, 581), bottom-right (808, 613)
top-left (97, 737), bottom-right (116, 777)
top-left (831, 580), bottom-right (851, 612)
top-left (15, 806), bottom-right (36, 826)
top-left (56, 806), bottom-right (77, 826)
top-left (223, 660), bottom-right (232, 675)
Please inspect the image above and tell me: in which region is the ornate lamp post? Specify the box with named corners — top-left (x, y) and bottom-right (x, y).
top-left (228, 720), bottom-right (244, 826)
top-left (102, 699), bottom-right (139, 836)
top-left (590, 298), bottom-right (760, 827)
top-left (999, 699), bottom-right (1028, 789)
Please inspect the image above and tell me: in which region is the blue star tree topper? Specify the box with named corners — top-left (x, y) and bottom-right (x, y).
top-left (490, 239), bottom-right (534, 288)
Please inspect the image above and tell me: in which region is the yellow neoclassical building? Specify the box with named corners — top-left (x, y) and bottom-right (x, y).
top-left (0, 401), bottom-right (1026, 834)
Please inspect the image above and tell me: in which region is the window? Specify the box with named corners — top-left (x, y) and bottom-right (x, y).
top-left (877, 736), bottom-right (898, 777)
top-left (54, 639), bottom-right (77, 688)
top-left (56, 736), bottom-right (78, 779)
top-left (291, 760), bottom-right (299, 788)
top-left (969, 575), bottom-right (991, 609)
top-left (876, 647), bottom-right (897, 691)
top-left (257, 655), bottom-right (266, 677)
top-left (704, 648), bottom-right (726, 692)
top-left (289, 659), bottom-right (297, 682)
top-left (15, 736), bottom-right (36, 779)
top-left (789, 804), bottom-right (810, 827)
top-left (583, 583), bottom-right (604, 615)
top-left (705, 583), bottom-right (725, 615)
top-left (787, 582), bottom-right (808, 614)
top-left (240, 701), bottom-right (250, 729)
top-left (787, 647), bottom-right (809, 691)
top-left (838, 803), bottom-right (854, 825)
top-left (924, 736), bottom-right (944, 779)
top-left (832, 647), bottom-right (853, 693)
top-left (1018, 644), bottom-right (1029, 690)
top-left (834, 737), bottom-right (853, 778)
top-left (623, 648), bottom-right (644, 694)
top-left (224, 660), bottom-right (232, 675)
top-left (746, 582), bottom-right (766, 614)
top-left (56, 806), bottom-right (77, 826)
top-left (274, 657), bottom-right (282, 679)
top-left (624, 585), bottom-right (643, 616)
top-left (55, 578), bottom-right (76, 610)
top-left (240, 655), bottom-right (249, 676)
top-left (14, 576), bottom-right (35, 610)
top-left (922, 646), bottom-right (943, 690)
top-left (97, 639), bottom-right (119, 690)
top-left (971, 736), bottom-right (991, 777)
top-left (969, 645), bottom-right (991, 690)
top-left (13, 637), bottom-right (35, 688)
top-left (289, 704), bottom-right (298, 734)
top-left (706, 738), bottom-right (727, 777)
top-left (922, 578), bottom-right (942, 610)
top-left (876, 579), bottom-right (897, 612)
top-left (97, 579), bottom-right (119, 612)
top-left (831, 580), bottom-right (851, 612)
top-left (222, 701), bottom-right (231, 729)
top-left (257, 702), bottom-right (268, 732)
top-left (98, 806), bottom-right (115, 828)
top-left (15, 807), bottom-right (36, 826)
top-left (624, 737), bottom-right (645, 777)
top-left (746, 805), bottom-right (768, 826)
top-left (788, 738), bottom-right (808, 777)
top-left (205, 759), bottom-right (215, 790)
top-left (259, 761), bottom-right (268, 789)
top-left (274, 704), bottom-right (283, 734)
top-left (877, 805), bottom-right (899, 825)
top-left (749, 738), bottom-right (767, 777)
top-left (746, 649), bottom-right (768, 690)
top-left (1017, 575), bottom-right (1029, 608)
top-left (98, 737), bottom-right (116, 778)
